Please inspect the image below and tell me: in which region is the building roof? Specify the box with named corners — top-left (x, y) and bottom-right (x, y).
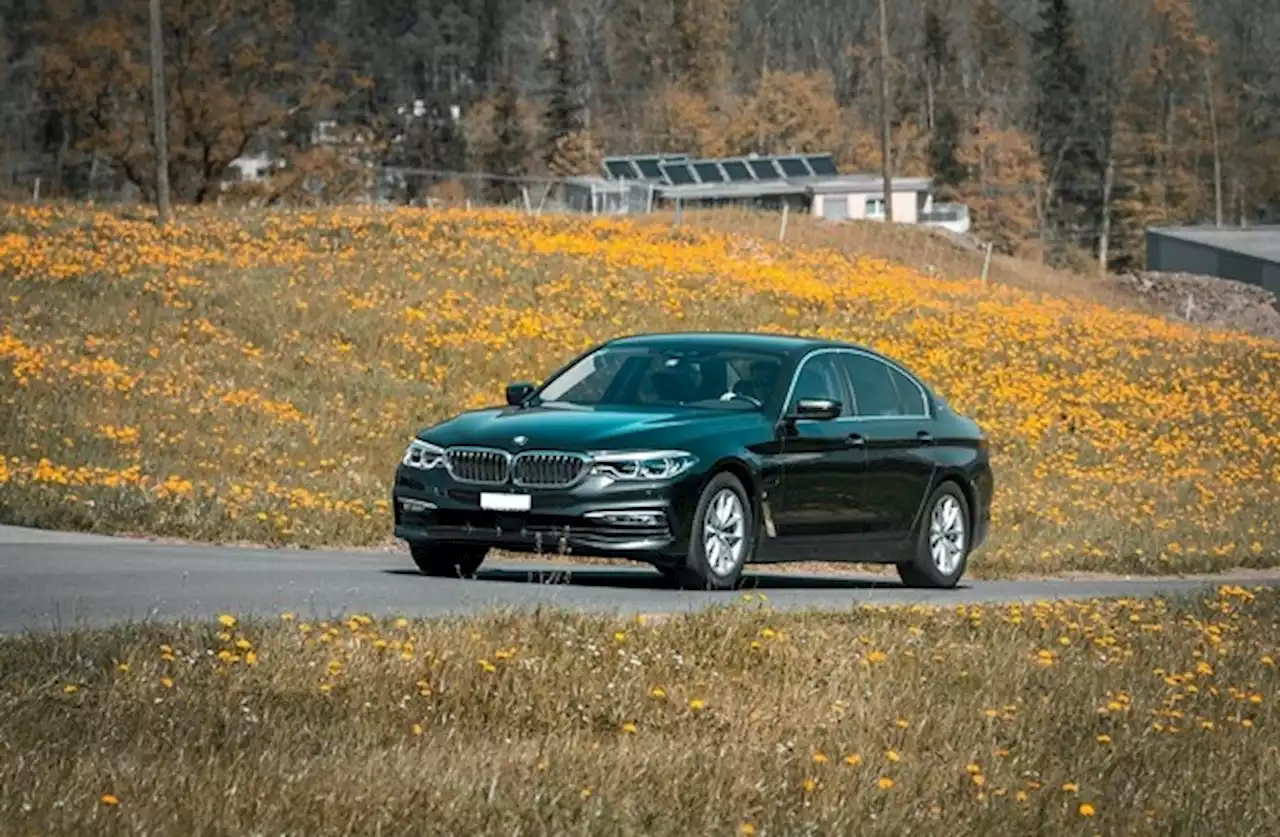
top-left (1148, 226), bottom-right (1280, 265)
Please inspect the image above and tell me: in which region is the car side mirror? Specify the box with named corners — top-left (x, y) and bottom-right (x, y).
top-left (505, 382), bottom-right (535, 406)
top-left (787, 398), bottom-right (842, 421)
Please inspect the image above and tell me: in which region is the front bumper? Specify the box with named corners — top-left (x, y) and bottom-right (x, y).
top-left (391, 465), bottom-right (701, 560)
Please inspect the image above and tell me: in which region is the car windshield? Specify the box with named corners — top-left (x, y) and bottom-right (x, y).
top-left (535, 345), bottom-right (785, 411)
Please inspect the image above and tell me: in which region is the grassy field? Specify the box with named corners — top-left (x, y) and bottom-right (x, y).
top-left (1, 586), bottom-right (1276, 835)
top-left (1, 203), bottom-right (1279, 575)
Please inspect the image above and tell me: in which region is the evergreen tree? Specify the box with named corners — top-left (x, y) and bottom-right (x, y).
top-left (402, 98), bottom-right (467, 202)
top-left (924, 2), bottom-right (965, 195)
top-left (542, 8), bottom-right (593, 176)
top-left (1033, 0), bottom-right (1094, 260)
top-left (671, 0), bottom-right (735, 95)
top-left (472, 0), bottom-right (506, 89)
top-left (484, 73), bottom-right (529, 203)
top-left (970, 0), bottom-right (1020, 110)
top-left (432, 103), bottom-right (468, 173)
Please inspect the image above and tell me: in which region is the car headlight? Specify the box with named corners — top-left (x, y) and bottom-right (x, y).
top-left (589, 450), bottom-right (698, 481)
top-left (402, 439), bottom-right (445, 470)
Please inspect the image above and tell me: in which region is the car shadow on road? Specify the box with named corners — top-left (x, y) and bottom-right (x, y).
top-left (383, 566), bottom-right (913, 591)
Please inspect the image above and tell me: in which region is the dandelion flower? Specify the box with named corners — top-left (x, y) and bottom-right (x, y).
top-left (843, 754), bottom-right (862, 766)
top-left (689, 698), bottom-right (706, 711)
top-left (218, 614), bottom-right (237, 628)
top-left (740, 824), bottom-right (757, 836)
top-left (622, 721), bottom-right (637, 734)
top-left (1079, 803), bottom-right (1096, 817)
top-left (877, 777), bottom-right (895, 790)
top-left (100, 794), bottom-right (119, 806)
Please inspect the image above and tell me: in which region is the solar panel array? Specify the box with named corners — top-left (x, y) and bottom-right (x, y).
top-left (601, 153), bottom-right (840, 187)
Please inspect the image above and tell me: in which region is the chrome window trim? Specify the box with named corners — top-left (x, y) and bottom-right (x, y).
top-left (779, 347), bottom-right (932, 422)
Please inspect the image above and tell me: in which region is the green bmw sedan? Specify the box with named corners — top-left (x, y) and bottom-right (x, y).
top-left (393, 332), bottom-right (993, 590)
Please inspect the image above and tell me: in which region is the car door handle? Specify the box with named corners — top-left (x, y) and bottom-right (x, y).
top-left (916, 430), bottom-right (934, 445)
top-left (846, 433), bottom-right (866, 447)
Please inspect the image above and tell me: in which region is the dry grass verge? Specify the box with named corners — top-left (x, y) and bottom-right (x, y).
top-left (1, 586), bottom-right (1277, 835)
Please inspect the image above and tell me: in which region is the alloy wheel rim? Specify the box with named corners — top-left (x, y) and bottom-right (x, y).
top-left (702, 488), bottom-right (746, 576)
top-left (929, 494), bottom-right (966, 576)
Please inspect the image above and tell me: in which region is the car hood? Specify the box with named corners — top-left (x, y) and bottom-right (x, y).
top-left (418, 403), bottom-right (763, 453)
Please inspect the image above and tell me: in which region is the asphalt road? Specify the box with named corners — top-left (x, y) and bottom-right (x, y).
top-left (1, 524), bottom-right (1275, 634)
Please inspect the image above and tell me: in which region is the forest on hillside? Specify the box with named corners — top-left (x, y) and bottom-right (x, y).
top-left (2, 0), bottom-right (1278, 268)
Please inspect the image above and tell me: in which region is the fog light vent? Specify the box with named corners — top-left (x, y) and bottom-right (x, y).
top-left (584, 510), bottom-right (665, 527)
top-left (398, 498), bottom-right (436, 513)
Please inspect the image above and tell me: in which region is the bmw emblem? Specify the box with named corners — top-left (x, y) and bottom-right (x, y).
top-left (512, 435), bottom-right (528, 447)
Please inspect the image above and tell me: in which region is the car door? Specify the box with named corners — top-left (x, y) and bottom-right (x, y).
top-left (838, 352), bottom-right (937, 539)
top-left (767, 351), bottom-right (871, 557)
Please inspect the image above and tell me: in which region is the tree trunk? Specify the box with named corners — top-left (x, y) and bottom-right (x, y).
top-left (877, 0), bottom-right (893, 222)
top-left (925, 70), bottom-right (936, 133)
top-left (149, 0), bottom-right (172, 224)
top-left (1204, 64), bottom-right (1223, 227)
top-left (1098, 152), bottom-right (1114, 275)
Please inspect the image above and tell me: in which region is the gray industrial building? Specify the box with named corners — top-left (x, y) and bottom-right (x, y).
top-left (1146, 226), bottom-right (1280, 294)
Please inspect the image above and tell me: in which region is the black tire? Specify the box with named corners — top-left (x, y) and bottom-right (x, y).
top-left (897, 481), bottom-right (970, 589)
top-left (676, 471), bottom-right (755, 591)
top-left (409, 541), bottom-right (488, 578)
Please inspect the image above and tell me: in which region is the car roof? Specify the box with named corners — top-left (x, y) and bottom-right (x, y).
top-left (604, 331), bottom-right (857, 356)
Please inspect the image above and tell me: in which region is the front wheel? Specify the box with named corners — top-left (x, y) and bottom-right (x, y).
top-left (676, 472), bottom-right (754, 590)
top-left (409, 542), bottom-right (488, 578)
top-left (897, 482), bottom-right (970, 589)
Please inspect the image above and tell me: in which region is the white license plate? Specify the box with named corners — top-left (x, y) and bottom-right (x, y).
top-left (480, 492), bottom-right (531, 512)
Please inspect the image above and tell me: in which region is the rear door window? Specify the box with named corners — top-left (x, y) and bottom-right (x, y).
top-left (841, 353), bottom-right (927, 418)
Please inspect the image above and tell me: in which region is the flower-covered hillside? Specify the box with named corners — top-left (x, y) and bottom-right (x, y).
top-left (1, 205), bottom-right (1277, 575)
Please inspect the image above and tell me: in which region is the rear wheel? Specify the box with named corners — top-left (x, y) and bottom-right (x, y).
top-left (409, 542), bottom-right (488, 578)
top-left (676, 472), bottom-right (754, 590)
top-left (896, 482), bottom-right (969, 589)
